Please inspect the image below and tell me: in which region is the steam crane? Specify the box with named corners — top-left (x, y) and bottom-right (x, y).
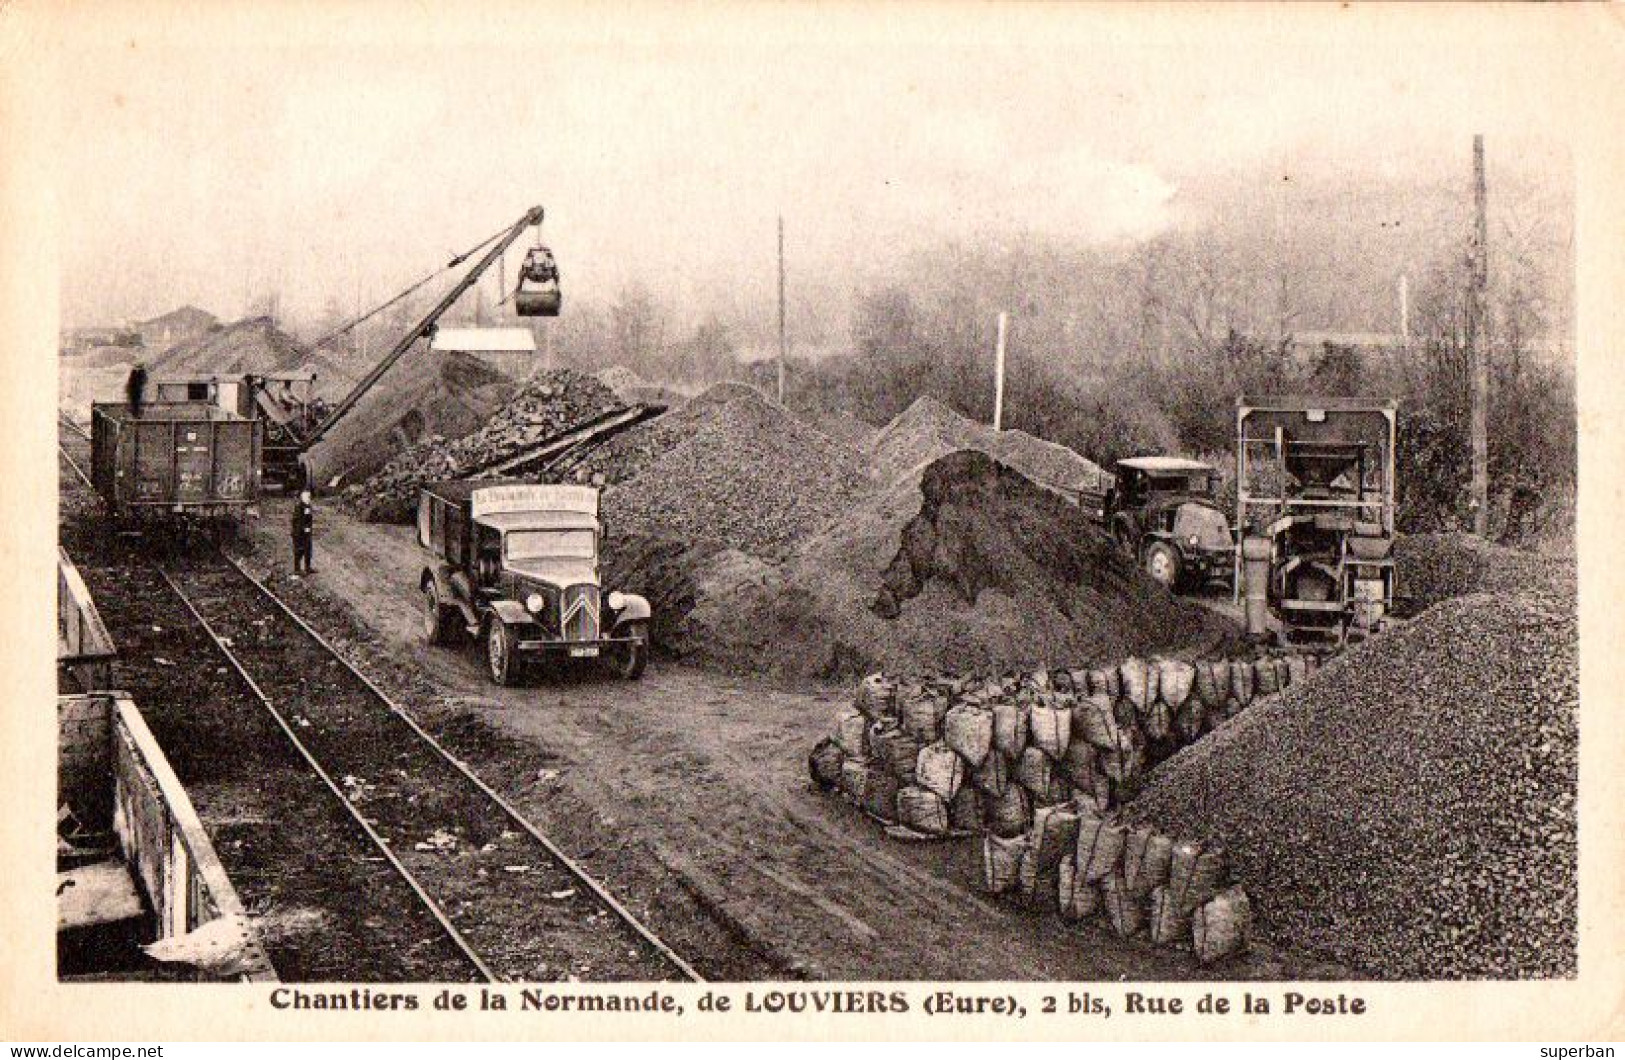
top-left (261, 206), bottom-right (561, 490)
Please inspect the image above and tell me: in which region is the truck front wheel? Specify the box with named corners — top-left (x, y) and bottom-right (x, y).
top-left (487, 619), bottom-right (521, 686)
top-left (608, 620), bottom-right (648, 681)
top-left (1144, 542), bottom-right (1181, 590)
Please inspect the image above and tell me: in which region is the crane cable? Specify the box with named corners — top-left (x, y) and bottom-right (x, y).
top-left (303, 220), bottom-right (521, 354)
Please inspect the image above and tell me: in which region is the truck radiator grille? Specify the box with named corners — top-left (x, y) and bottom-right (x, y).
top-left (561, 584), bottom-right (600, 642)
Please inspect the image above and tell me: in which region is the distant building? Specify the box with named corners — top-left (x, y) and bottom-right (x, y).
top-left (430, 327), bottom-right (537, 380)
top-left (134, 305), bottom-right (219, 353)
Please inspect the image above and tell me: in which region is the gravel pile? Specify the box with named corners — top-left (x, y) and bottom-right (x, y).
top-left (646, 449), bottom-right (1231, 679)
top-left (344, 368), bottom-right (623, 522)
top-left (1122, 580), bottom-right (1577, 978)
top-left (1395, 532), bottom-right (1572, 617)
top-left (599, 385), bottom-right (873, 559)
top-left (871, 396), bottom-right (1109, 495)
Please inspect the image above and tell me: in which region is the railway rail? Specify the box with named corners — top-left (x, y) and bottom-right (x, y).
top-left (59, 413), bottom-right (700, 981)
top-left (157, 549), bottom-right (700, 983)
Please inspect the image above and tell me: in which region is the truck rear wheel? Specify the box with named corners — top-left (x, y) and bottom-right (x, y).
top-left (1144, 542), bottom-right (1181, 590)
top-left (487, 619), bottom-right (521, 686)
top-left (422, 580), bottom-right (460, 646)
top-left (608, 620), bottom-right (648, 681)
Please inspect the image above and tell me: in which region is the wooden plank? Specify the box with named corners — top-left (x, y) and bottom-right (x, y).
top-left (57, 860), bottom-right (143, 932)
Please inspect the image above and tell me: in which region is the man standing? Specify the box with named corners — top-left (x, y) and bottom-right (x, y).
top-left (126, 360), bottom-right (148, 417)
top-left (291, 489), bottom-right (315, 574)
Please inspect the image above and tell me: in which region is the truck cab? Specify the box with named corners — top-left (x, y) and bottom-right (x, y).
top-left (416, 480), bottom-right (651, 685)
top-left (1104, 456), bottom-right (1235, 591)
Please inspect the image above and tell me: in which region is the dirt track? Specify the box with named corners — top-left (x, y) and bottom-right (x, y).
top-left (233, 500), bottom-right (1343, 981)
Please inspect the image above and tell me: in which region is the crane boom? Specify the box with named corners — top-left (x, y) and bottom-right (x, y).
top-left (304, 206), bottom-right (546, 450)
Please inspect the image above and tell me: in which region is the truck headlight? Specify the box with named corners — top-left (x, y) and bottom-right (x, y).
top-left (525, 593), bottom-right (545, 614)
top-left (1188, 534), bottom-right (1199, 547)
top-left (606, 591), bottom-right (626, 611)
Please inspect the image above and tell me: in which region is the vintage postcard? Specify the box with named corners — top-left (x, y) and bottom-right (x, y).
top-left (3, 0), bottom-right (1623, 1043)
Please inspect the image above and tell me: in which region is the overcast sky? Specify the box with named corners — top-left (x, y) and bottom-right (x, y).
top-left (49, 3), bottom-right (1579, 329)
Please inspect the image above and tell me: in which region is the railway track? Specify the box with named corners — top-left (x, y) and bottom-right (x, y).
top-left (59, 412), bottom-right (701, 981)
top-left (157, 548), bottom-right (701, 983)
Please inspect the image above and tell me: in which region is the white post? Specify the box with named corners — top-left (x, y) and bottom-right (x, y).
top-left (993, 312), bottom-right (1008, 431)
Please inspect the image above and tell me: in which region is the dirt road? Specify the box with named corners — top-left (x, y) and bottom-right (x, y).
top-left (235, 500), bottom-right (1341, 981)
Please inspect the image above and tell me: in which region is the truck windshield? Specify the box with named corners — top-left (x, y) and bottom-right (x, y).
top-left (505, 529), bottom-right (596, 561)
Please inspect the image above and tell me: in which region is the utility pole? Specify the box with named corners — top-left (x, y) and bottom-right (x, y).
top-left (993, 312), bottom-right (1008, 431)
top-left (1468, 134), bottom-right (1489, 536)
top-left (777, 215), bottom-right (787, 405)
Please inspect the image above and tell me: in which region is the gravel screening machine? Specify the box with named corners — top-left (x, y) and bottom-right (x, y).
top-left (1235, 396), bottom-right (1398, 646)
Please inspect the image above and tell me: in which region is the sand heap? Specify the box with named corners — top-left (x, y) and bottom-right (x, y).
top-left (870, 397), bottom-right (1110, 496)
top-left (151, 316), bottom-right (333, 380)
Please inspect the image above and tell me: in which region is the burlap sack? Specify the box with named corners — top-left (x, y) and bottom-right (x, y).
top-left (1140, 699), bottom-right (1172, 742)
top-left (1017, 746), bottom-right (1072, 805)
top-left (863, 767), bottom-right (900, 822)
top-left (1076, 771), bottom-right (1113, 814)
top-left (808, 737), bottom-right (844, 789)
top-left (897, 785), bottom-right (950, 836)
top-left (1173, 698), bottom-right (1207, 744)
top-left (1074, 694), bottom-right (1122, 750)
top-left (916, 741), bottom-right (965, 803)
top-left (1097, 726), bottom-right (1146, 783)
top-left (1027, 669), bottom-right (1052, 692)
top-left (1075, 815), bottom-right (1127, 883)
top-left (1285, 654), bottom-right (1309, 688)
top-left (1168, 839), bottom-right (1228, 913)
top-left (1253, 656), bottom-right (1281, 695)
top-left (856, 673), bottom-right (898, 720)
top-left (1088, 666), bottom-right (1121, 699)
top-left (943, 703), bottom-right (994, 768)
top-left (948, 782), bottom-right (983, 834)
top-left (1196, 659), bottom-right (1229, 708)
top-left (1057, 854), bottom-right (1101, 922)
top-left (1119, 657), bottom-right (1157, 710)
top-left (982, 833), bottom-right (1028, 894)
top-left (985, 782), bottom-right (1032, 839)
top-left (1100, 871), bottom-right (1144, 938)
top-left (1156, 659), bottom-right (1196, 708)
top-left (1192, 886), bottom-right (1252, 964)
top-left (1031, 804), bottom-right (1081, 875)
top-left (1122, 825), bottom-right (1174, 896)
top-left (900, 692), bottom-right (949, 742)
top-left (1064, 669), bottom-right (1093, 695)
top-left (838, 757), bottom-right (871, 804)
top-left (869, 723), bottom-right (922, 785)
top-left (970, 746), bottom-right (1010, 797)
top-left (991, 698), bottom-right (1029, 760)
top-left (1149, 884), bottom-right (1193, 946)
top-left (1229, 660), bottom-right (1255, 707)
top-left (1029, 697), bottom-right (1071, 759)
top-left (1060, 738), bottom-right (1099, 791)
top-left (835, 709), bottom-right (868, 757)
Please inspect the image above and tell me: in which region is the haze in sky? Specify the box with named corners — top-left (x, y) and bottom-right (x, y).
top-left (51, 3), bottom-right (1576, 330)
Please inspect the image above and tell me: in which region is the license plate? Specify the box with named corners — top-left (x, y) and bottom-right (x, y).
top-left (569, 646), bottom-right (600, 658)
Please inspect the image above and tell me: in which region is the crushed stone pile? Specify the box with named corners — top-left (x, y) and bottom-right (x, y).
top-left (1121, 580), bottom-right (1577, 978)
top-left (307, 350), bottom-right (516, 489)
top-left (344, 368), bottom-right (623, 522)
top-left (870, 396), bottom-right (1110, 496)
top-left (596, 386), bottom-right (873, 560)
top-left (1394, 532), bottom-right (1573, 618)
top-left (151, 316), bottom-right (336, 380)
top-left (595, 364), bottom-right (646, 399)
top-left (620, 448), bottom-right (1231, 679)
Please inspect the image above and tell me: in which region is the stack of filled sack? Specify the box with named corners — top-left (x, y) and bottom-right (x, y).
top-left (806, 652), bottom-right (1323, 964)
top-left (809, 653), bottom-right (1319, 835)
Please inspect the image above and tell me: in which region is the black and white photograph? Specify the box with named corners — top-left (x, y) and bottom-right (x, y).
top-left (8, 0), bottom-right (1624, 1044)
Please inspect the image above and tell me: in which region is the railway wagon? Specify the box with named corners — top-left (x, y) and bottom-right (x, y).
top-left (90, 402), bottom-right (262, 521)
